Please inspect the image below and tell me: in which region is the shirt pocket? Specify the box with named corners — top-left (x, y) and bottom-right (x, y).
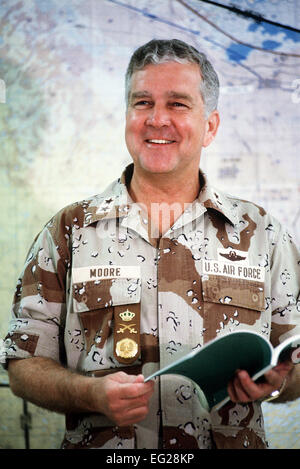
top-left (72, 277), bottom-right (141, 368)
top-left (201, 275), bottom-right (265, 343)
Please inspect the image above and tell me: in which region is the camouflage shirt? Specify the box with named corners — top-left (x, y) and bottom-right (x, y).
top-left (3, 164), bottom-right (300, 449)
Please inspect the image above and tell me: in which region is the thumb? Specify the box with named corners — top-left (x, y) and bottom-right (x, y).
top-left (134, 374), bottom-right (145, 383)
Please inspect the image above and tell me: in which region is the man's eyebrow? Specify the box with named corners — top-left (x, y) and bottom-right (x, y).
top-left (130, 91), bottom-right (152, 101)
top-left (167, 91), bottom-right (195, 103)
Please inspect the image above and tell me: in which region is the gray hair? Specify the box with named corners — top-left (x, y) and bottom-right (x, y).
top-left (125, 39), bottom-right (219, 118)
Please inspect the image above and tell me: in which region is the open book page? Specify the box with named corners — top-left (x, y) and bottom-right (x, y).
top-left (271, 335), bottom-right (300, 366)
top-left (145, 330), bottom-right (300, 411)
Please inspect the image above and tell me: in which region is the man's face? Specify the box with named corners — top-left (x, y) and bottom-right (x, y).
top-left (125, 61), bottom-right (219, 177)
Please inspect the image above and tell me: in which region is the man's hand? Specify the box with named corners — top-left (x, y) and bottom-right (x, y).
top-left (8, 358), bottom-right (155, 426)
top-left (227, 361), bottom-right (294, 403)
top-left (93, 372), bottom-right (155, 426)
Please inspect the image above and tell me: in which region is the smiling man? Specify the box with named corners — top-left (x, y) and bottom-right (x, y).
top-left (3, 39), bottom-right (300, 450)
top-left (125, 62), bottom-right (218, 177)
top-left (125, 48), bottom-right (220, 238)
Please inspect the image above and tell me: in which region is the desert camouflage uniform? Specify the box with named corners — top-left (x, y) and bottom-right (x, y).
top-left (3, 164), bottom-right (300, 449)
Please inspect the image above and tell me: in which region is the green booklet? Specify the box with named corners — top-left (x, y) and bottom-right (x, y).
top-left (144, 330), bottom-right (300, 411)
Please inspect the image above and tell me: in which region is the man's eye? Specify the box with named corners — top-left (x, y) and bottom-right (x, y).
top-left (134, 100), bottom-right (150, 107)
top-left (171, 102), bottom-right (187, 108)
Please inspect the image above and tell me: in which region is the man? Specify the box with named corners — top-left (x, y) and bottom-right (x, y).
top-left (2, 39), bottom-right (300, 449)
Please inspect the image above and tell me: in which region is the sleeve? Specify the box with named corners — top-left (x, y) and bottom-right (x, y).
top-left (269, 221), bottom-right (300, 347)
top-left (1, 214), bottom-right (70, 368)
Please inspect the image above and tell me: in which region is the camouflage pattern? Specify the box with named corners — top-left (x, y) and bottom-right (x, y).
top-left (3, 164), bottom-right (300, 449)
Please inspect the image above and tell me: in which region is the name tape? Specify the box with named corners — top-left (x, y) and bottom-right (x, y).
top-left (72, 265), bottom-right (141, 283)
top-left (201, 259), bottom-right (265, 282)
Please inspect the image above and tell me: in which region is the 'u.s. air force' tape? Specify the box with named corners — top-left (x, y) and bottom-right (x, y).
top-left (201, 259), bottom-right (265, 282)
top-left (72, 265), bottom-right (141, 283)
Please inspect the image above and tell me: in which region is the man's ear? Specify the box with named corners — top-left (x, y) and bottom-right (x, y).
top-left (203, 110), bottom-right (220, 147)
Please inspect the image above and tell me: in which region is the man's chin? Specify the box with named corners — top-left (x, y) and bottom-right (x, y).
top-left (138, 159), bottom-right (179, 175)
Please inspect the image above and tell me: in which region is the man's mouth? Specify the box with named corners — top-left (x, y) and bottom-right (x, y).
top-left (146, 139), bottom-right (175, 144)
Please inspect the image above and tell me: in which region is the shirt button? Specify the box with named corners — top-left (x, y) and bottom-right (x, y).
top-left (252, 293), bottom-right (258, 302)
top-left (82, 294), bottom-right (88, 303)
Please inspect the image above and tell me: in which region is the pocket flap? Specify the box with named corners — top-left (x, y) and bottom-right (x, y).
top-left (202, 275), bottom-right (265, 311)
top-left (73, 277), bottom-right (141, 313)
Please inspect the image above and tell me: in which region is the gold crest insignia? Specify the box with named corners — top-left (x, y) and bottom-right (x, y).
top-left (115, 338), bottom-right (138, 359)
top-left (119, 309), bottom-right (135, 321)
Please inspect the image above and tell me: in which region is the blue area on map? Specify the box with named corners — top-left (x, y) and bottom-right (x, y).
top-left (226, 18), bottom-right (300, 63)
top-left (225, 43), bottom-right (252, 63)
top-left (262, 40), bottom-right (281, 50)
top-left (248, 22), bottom-right (300, 43)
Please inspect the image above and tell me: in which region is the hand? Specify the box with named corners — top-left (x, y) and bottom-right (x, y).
top-left (227, 361), bottom-right (294, 404)
top-left (92, 372), bottom-right (155, 426)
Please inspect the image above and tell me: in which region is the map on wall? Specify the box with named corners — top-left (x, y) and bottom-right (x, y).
top-left (1, 0), bottom-right (300, 334)
top-left (0, 0), bottom-right (300, 450)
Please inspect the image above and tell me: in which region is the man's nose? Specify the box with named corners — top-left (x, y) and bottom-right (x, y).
top-left (145, 106), bottom-right (171, 127)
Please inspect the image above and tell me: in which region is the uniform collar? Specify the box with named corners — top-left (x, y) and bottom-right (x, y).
top-left (82, 165), bottom-right (135, 227)
top-left (83, 164), bottom-right (238, 227)
top-left (198, 172), bottom-right (238, 227)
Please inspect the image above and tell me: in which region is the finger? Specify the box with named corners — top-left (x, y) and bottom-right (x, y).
top-left (119, 388), bottom-right (154, 413)
top-left (264, 369), bottom-right (286, 389)
top-left (113, 371), bottom-right (140, 383)
top-left (272, 360), bottom-right (294, 375)
top-left (109, 372), bottom-right (154, 397)
top-left (227, 379), bottom-right (239, 402)
top-left (228, 367), bottom-right (290, 404)
top-left (236, 370), bottom-right (282, 401)
top-left (117, 405), bottom-right (150, 427)
top-left (239, 370), bottom-right (276, 401)
top-left (134, 374), bottom-right (146, 383)
top-left (232, 371), bottom-right (253, 402)
top-left (107, 388), bottom-right (152, 419)
top-left (120, 380), bottom-right (155, 400)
